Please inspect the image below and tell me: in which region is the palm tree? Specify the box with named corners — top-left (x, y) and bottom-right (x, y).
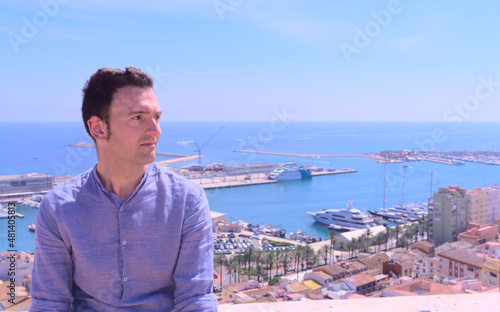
top-left (319, 244), bottom-right (330, 265)
top-left (345, 241), bottom-right (352, 259)
top-left (214, 254), bottom-right (226, 288)
top-left (225, 256), bottom-right (234, 284)
top-left (265, 251), bottom-right (275, 281)
top-left (394, 225), bottom-right (401, 247)
top-left (274, 249), bottom-right (282, 277)
top-left (310, 253), bottom-right (320, 268)
top-left (246, 245), bottom-right (255, 270)
top-left (397, 236), bottom-right (409, 248)
top-left (294, 245), bottom-right (304, 280)
top-left (233, 254), bottom-right (244, 283)
top-left (358, 235), bottom-right (369, 253)
top-left (384, 225), bottom-right (391, 251)
top-left (303, 245), bottom-right (314, 270)
top-left (411, 223), bottom-right (420, 243)
top-left (282, 248), bottom-right (290, 275)
top-left (329, 231), bottom-right (338, 260)
top-left (350, 237), bottom-right (359, 258)
top-left (373, 232), bottom-right (384, 252)
top-left (338, 241), bottom-right (346, 260)
top-left (364, 228), bottom-right (373, 251)
top-left (254, 250), bottom-right (264, 282)
top-left (404, 226), bottom-right (415, 245)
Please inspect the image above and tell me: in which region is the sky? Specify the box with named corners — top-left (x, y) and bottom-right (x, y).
top-left (1, 0), bottom-right (500, 122)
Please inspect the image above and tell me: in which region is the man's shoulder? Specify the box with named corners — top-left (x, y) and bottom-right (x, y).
top-left (42, 167), bottom-right (94, 203)
top-left (150, 163), bottom-right (203, 195)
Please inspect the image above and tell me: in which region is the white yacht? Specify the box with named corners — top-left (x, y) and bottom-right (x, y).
top-left (308, 201), bottom-right (379, 230)
top-left (382, 202), bottom-right (428, 221)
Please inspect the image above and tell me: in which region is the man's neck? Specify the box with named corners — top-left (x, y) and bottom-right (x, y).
top-left (96, 160), bottom-right (148, 202)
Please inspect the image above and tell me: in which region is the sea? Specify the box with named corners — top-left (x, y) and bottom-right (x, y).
top-left (2, 121), bottom-right (500, 252)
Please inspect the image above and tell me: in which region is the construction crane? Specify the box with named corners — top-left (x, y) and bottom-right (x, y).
top-left (193, 126), bottom-right (225, 165)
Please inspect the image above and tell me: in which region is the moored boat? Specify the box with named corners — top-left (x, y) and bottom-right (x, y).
top-left (308, 201), bottom-right (380, 230)
top-left (267, 163), bottom-right (312, 181)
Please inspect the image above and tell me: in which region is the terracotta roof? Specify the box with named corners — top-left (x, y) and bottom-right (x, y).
top-left (357, 253), bottom-right (389, 268)
top-left (341, 272), bottom-right (375, 287)
top-left (482, 258), bottom-right (500, 272)
top-left (307, 271), bottom-right (333, 280)
top-left (287, 282), bottom-right (310, 293)
top-left (439, 249), bottom-right (485, 268)
top-left (410, 241), bottom-right (435, 254)
top-left (383, 280), bottom-right (463, 296)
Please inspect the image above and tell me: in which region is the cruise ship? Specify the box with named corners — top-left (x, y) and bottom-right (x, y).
top-left (267, 163), bottom-right (312, 181)
top-left (307, 201), bottom-right (381, 230)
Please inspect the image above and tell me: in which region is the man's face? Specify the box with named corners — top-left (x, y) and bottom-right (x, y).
top-left (104, 86), bottom-right (162, 167)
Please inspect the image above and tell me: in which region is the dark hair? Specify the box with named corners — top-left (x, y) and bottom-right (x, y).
top-left (81, 67), bottom-right (153, 141)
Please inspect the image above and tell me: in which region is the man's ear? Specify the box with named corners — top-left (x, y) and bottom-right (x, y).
top-left (88, 116), bottom-right (108, 142)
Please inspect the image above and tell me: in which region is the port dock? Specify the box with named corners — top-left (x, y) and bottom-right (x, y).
top-left (171, 168), bottom-right (357, 190)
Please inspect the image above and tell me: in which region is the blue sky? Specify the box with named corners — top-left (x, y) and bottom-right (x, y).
top-left (2, 0), bottom-right (500, 122)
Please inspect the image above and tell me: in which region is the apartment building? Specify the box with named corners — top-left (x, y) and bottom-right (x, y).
top-left (468, 188), bottom-right (488, 225)
top-left (481, 258), bottom-right (500, 287)
top-left (439, 249), bottom-right (483, 280)
top-left (457, 222), bottom-right (499, 246)
top-left (429, 186), bottom-right (471, 245)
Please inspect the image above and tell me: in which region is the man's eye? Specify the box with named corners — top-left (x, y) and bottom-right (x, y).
top-left (132, 115), bottom-right (141, 120)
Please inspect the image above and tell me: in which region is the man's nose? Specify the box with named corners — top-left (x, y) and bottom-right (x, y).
top-left (146, 117), bottom-right (161, 138)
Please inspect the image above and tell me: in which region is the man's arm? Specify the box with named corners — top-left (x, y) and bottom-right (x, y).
top-left (173, 188), bottom-right (218, 312)
top-left (30, 198), bottom-right (74, 311)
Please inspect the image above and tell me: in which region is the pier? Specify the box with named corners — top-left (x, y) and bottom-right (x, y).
top-left (70, 142), bottom-right (193, 160)
top-left (234, 149), bottom-right (382, 160)
top-left (156, 155), bottom-right (202, 165)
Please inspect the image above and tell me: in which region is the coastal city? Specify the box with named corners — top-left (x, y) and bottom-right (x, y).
top-left (2, 149), bottom-right (500, 310)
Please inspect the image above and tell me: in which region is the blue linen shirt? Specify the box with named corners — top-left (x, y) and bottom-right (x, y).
top-left (30, 163), bottom-right (218, 311)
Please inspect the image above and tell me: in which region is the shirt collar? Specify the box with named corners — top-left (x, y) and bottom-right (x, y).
top-left (91, 163), bottom-right (152, 202)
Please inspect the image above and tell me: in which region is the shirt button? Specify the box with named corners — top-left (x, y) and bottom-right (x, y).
top-left (123, 277), bottom-right (128, 282)
top-left (122, 240), bottom-right (127, 246)
top-left (120, 207), bottom-right (124, 211)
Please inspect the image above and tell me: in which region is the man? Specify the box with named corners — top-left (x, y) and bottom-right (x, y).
top-left (30, 67), bottom-right (218, 311)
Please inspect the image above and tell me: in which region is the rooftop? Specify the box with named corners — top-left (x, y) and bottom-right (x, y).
top-left (218, 293), bottom-right (499, 312)
top-left (439, 249), bottom-right (485, 267)
top-left (341, 272), bottom-right (375, 287)
top-left (383, 280), bottom-right (463, 297)
top-left (357, 253), bottom-right (389, 268)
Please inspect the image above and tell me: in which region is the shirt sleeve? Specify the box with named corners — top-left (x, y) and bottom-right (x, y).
top-left (30, 197), bottom-right (74, 311)
top-left (173, 187), bottom-right (218, 312)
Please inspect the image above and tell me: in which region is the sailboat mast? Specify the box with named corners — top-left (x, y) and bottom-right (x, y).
top-left (383, 156), bottom-right (387, 209)
top-left (401, 165), bottom-right (407, 206)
